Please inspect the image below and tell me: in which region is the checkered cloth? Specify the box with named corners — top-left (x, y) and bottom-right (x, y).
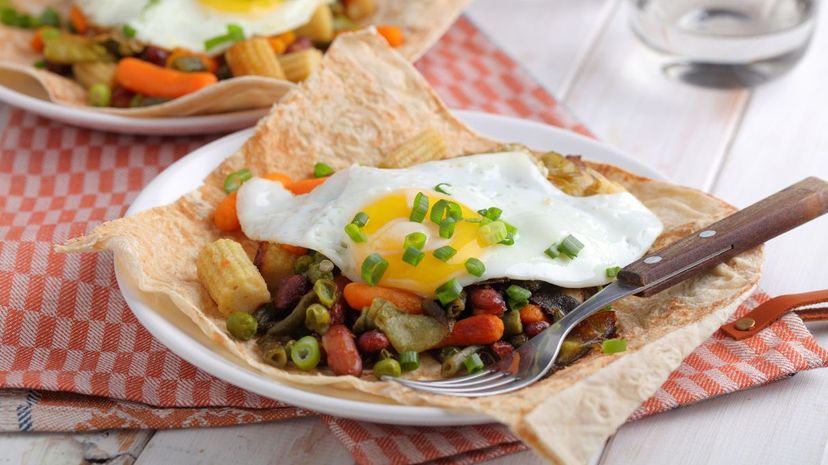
top-left (1, 16), bottom-right (827, 465)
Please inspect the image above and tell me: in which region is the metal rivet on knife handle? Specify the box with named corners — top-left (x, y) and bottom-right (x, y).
top-left (734, 317), bottom-right (756, 331)
top-left (699, 230), bottom-right (716, 238)
top-left (644, 256), bottom-right (662, 264)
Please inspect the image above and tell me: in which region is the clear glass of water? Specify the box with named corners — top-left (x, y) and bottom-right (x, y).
top-left (629, 0), bottom-right (818, 87)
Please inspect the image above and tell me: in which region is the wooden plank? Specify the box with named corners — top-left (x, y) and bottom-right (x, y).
top-left (0, 430), bottom-right (152, 465)
top-left (561, 0), bottom-right (749, 189)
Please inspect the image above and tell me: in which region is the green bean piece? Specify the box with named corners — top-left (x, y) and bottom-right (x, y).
top-left (373, 358), bottom-right (401, 378)
top-left (502, 310), bottom-right (523, 336)
top-left (259, 340), bottom-right (288, 368)
top-left (463, 353), bottom-right (484, 373)
top-left (509, 333), bottom-right (528, 347)
top-left (294, 255), bottom-right (314, 274)
top-left (313, 279), bottom-right (337, 307)
top-left (88, 83), bottom-right (111, 107)
top-left (441, 345), bottom-right (481, 377)
top-left (290, 336), bottom-right (321, 371)
top-left (438, 346), bottom-right (460, 363)
top-left (399, 351), bottom-right (419, 372)
top-left (226, 311), bottom-right (258, 341)
top-left (265, 291), bottom-right (316, 337)
top-left (304, 303), bottom-right (331, 334)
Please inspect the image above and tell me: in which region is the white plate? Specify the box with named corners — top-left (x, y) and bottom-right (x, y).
top-left (0, 84), bottom-right (267, 136)
top-left (117, 110), bottom-right (666, 426)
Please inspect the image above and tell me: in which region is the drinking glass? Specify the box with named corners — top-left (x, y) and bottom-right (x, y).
top-left (628, 0), bottom-right (818, 87)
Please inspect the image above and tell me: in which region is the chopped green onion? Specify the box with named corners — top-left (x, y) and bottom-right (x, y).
top-left (506, 285), bottom-right (531, 306)
top-left (432, 246), bottom-right (457, 262)
top-left (313, 162), bottom-right (334, 178)
top-left (478, 221), bottom-right (507, 245)
top-left (399, 351), bottom-right (420, 372)
top-left (439, 218), bottom-right (456, 239)
top-left (351, 212), bottom-right (369, 227)
top-left (558, 234), bottom-right (584, 258)
top-left (290, 336), bottom-right (321, 370)
top-left (0, 8), bottom-right (17, 27)
top-left (434, 183), bottom-right (451, 195)
top-left (313, 279), bottom-right (337, 307)
top-left (38, 8), bottom-right (60, 27)
top-left (435, 278), bottom-right (463, 305)
top-left (477, 207), bottom-right (503, 221)
top-left (361, 253), bottom-right (388, 286)
top-left (409, 192), bottom-right (429, 223)
top-left (373, 357), bottom-right (401, 378)
top-left (430, 199), bottom-right (462, 224)
top-left (402, 246), bottom-right (425, 266)
top-left (544, 244), bottom-right (560, 259)
top-left (33, 59), bottom-right (45, 69)
top-left (601, 338), bottom-right (627, 354)
top-left (463, 353), bottom-right (484, 373)
top-left (204, 23), bottom-right (245, 51)
top-left (403, 232), bottom-right (426, 250)
top-left (223, 168), bottom-right (252, 193)
top-left (606, 266), bottom-right (621, 278)
top-left (122, 24), bottom-right (137, 38)
top-left (41, 27), bottom-right (60, 40)
top-left (304, 303), bottom-right (331, 334)
top-left (465, 258), bottom-right (485, 277)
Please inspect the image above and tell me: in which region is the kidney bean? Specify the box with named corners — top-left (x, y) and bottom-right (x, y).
top-left (469, 286), bottom-right (506, 316)
top-left (357, 330), bottom-right (390, 354)
top-left (286, 36), bottom-right (313, 53)
top-left (274, 274), bottom-right (311, 312)
top-left (490, 340), bottom-right (514, 360)
top-left (110, 86), bottom-right (135, 108)
top-left (322, 325), bottom-right (363, 377)
top-left (525, 320), bottom-right (550, 338)
top-left (141, 46), bottom-right (170, 67)
top-left (44, 61), bottom-right (71, 76)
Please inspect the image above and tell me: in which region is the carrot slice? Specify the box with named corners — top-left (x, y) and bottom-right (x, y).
top-left (70, 6), bottom-right (88, 34)
top-left (115, 58), bottom-right (218, 98)
top-left (438, 314), bottom-right (504, 347)
top-left (31, 28), bottom-right (46, 52)
top-left (519, 304), bottom-right (547, 325)
top-left (344, 283), bottom-right (423, 314)
top-left (376, 25), bottom-right (404, 47)
top-left (279, 244), bottom-right (308, 256)
top-left (263, 171), bottom-right (294, 186)
top-left (213, 192), bottom-right (239, 232)
top-left (286, 177), bottom-right (328, 195)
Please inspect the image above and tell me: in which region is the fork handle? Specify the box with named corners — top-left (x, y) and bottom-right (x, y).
top-left (618, 177), bottom-right (828, 297)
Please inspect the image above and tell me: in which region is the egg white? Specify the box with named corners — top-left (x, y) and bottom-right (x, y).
top-left (76, 0), bottom-right (327, 54)
top-left (237, 152), bottom-right (664, 293)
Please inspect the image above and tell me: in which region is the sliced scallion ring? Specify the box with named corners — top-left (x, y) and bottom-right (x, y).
top-left (435, 278), bottom-right (463, 305)
top-left (434, 183), bottom-right (451, 195)
top-left (463, 353), bottom-right (484, 373)
top-left (478, 221), bottom-right (507, 245)
top-left (558, 234), bottom-right (584, 258)
top-left (432, 245), bottom-right (456, 262)
top-left (605, 266), bottom-right (621, 278)
top-left (464, 257), bottom-right (485, 277)
top-left (403, 231), bottom-right (427, 250)
top-left (351, 211), bottom-right (369, 227)
top-left (361, 253), bottom-right (389, 286)
top-left (344, 223), bottom-right (366, 243)
top-left (402, 246), bottom-right (425, 266)
top-left (399, 351), bottom-right (420, 372)
top-left (409, 192), bottom-right (429, 223)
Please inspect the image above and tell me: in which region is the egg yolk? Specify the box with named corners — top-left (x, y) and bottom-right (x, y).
top-left (199, 0), bottom-right (284, 14)
top-left (353, 190), bottom-right (485, 296)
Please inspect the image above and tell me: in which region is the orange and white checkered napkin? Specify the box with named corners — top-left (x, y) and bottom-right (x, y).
top-left (1, 16), bottom-right (826, 465)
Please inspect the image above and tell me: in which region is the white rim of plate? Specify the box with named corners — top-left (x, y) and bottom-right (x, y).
top-left (116, 110), bottom-right (667, 425)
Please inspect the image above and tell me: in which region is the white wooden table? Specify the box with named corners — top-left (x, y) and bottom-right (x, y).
top-left (3, 1), bottom-right (828, 464)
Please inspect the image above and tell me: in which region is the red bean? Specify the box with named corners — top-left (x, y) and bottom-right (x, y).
top-left (110, 86), bottom-right (135, 108)
top-left (286, 36), bottom-right (314, 53)
top-left (525, 321), bottom-right (550, 338)
top-left (141, 46), bottom-right (170, 67)
top-left (490, 340), bottom-right (514, 359)
top-left (469, 287), bottom-right (506, 316)
top-left (273, 275), bottom-right (311, 312)
top-left (357, 330), bottom-right (390, 354)
top-left (322, 325), bottom-right (363, 377)
top-left (44, 61), bottom-right (71, 76)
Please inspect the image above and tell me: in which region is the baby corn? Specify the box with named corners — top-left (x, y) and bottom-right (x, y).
top-left (295, 5), bottom-right (334, 42)
top-left (278, 48), bottom-right (323, 82)
top-left (254, 242), bottom-right (298, 294)
top-left (380, 128), bottom-right (447, 168)
top-left (197, 239), bottom-right (271, 316)
top-left (225, 37), bottom-right (285, 80)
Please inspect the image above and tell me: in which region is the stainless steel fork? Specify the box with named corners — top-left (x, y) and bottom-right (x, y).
top-left (389, 177), bottom-right (828, 397)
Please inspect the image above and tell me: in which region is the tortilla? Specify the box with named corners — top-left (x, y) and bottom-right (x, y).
top-left (0, 0), bottom-right (469, 116)
top-left (58, 30), bottom-right (762, 465)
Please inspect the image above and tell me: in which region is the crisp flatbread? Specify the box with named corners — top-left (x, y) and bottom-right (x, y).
top-left (0, 0), bottom-right (469, 116)
top-left (59, 30), bottom-right (762, 465)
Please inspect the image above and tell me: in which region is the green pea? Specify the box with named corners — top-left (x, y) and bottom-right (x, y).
top-left (88, 83), bottom-right (111, 107)
top-left (290, 336), bottom-right (321, 371)
top-left (304, 303), bottom-right (331, 334)
top-left (313, 279), bottom-right (337, 307)
top-left (226, 311), bottom-right (257, 341)
top-left (502, 310), bottom-right (523, 336)
top-left (373, 358), bottom-right (401, 379)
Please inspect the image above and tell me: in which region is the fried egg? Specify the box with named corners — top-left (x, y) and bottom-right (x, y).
top-left (76, 0), bottom-right (326, 54)
top-left (237, 152), bottom-right (663, 296)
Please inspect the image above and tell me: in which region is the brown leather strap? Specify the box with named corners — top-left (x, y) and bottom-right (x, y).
top-left (721, 290), bottom-right (828, 340)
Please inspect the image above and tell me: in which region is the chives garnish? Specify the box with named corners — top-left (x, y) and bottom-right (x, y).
top-left (122, 24), bottom-right (137, 38)
top-left (432, 246), bottom-right (456, 262)
top-left (361, 253), bottom-right (388, 286)
top-left (204, 23), bottom-right (245, 51)
top-left (477, 207), bottom-right (502, 221)
top-left (313, 162), bottom-right (334, 178)
top-left (478, 221), bottom-right (507, 245)
top-left (351, 212), bottom-right (369, 227)
top-left (544, 244), bottom-right (560, 259)
top-left (605, 266), bottom-right (621, 278)
top-left (38, 8), bottom-right (60, 27)
top-left (435, 278), bottom-right (463, 305)
top-left (558, 234), bottom-right (584, 258)
top-left (439, 218), bottom-right (456, 239)
top-left (601, 338), bottom-right (627, 354)
top-left (463, 353), bottom-right (484, 373)
top-left (434, 183), bottom-right (451, 195)
top-left (399, 351), bottom-right (420, 372)
top-left (506, 285), bottom-right (531, 305)
top-left (409, 192), bottom-right (429, 223)
top-left (403, 232), bottom-right (426, 250)
top-left (344, 223), bottom-right (367, 243)
top-left (402, 246), bottom-right (425, 266)
top-left (430, 200), bottom-right (463, 224)
top-left (223, 168), bottom-right (252, 193)
top-left (464, 258), bottom-right (485, 277)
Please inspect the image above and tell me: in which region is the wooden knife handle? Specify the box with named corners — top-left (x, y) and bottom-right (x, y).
top-left (618, 177), bottom-right (828, 297)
